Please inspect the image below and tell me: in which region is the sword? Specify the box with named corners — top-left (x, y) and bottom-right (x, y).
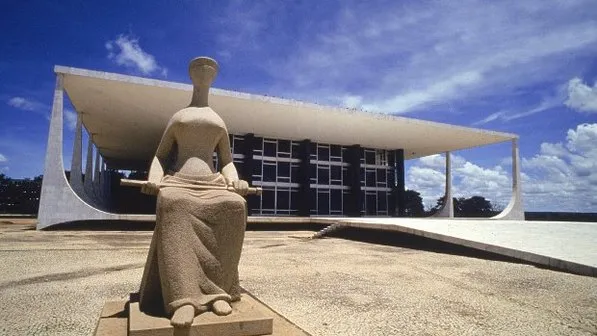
top-left (120, 179), bottom-right (262, 195)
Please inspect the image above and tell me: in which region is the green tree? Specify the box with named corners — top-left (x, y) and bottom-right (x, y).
top-left (454, 196), bottom-right (494, 217)
top-left (431, 195), bottom-right (498, 217)
top-left (403, 189), bottom-right (425, 217)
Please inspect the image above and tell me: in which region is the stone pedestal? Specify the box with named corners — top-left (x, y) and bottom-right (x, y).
top-left (130, 299), bottom-right (272, 336)
top-left (94, 294), bottom-right (310, 336)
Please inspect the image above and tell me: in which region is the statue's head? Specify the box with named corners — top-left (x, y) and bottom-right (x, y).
top-left (189, 57), bottom-right (219, 88)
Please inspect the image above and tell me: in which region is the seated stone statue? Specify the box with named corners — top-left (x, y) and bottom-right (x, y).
top-left (138, 57), bottom-right (249, 328)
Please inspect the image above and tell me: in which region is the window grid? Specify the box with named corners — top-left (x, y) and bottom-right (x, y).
top-left (309, 144), bottom-right (349, 216)
top-left (213, 136), bottom-right (396, 217)
top-left (212, 134), bottom-right (244, 171)
top-left (252, 138), bottom-right (301, 215)
top-left (360, 149), bottom-right (393, 216)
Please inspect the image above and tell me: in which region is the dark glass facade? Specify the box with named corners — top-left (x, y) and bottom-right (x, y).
top-left (216, 133), bottom-right (404, 217)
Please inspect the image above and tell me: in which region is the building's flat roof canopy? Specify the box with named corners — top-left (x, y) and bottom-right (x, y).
top-left (56, 66), bottom-right (516, 170)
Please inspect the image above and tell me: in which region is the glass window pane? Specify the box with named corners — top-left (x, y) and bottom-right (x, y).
top-left (254, 138), bottom-right (263, 151)
top-left (318, 145), bottom-right (330, 161)
top-left (365, 150), bottom-right (375, 164)
top-left (278, 140), bottom-right (290, 153)
top-left (331, 190), bottom-right (342, 211)
top-left (387, 169), bottom-right (395, 187)
top-left (278, 162), bottom-right (290, 178)
top-left (330, 145), bottom-right (341, 159)
top-left (366, 170), bottom-right (375, 186)
top-left (377, 169), bottom-right (386, 183)
top-left (318, 167), bottom-right (329, 185)
top-left (378, 191), bottom-right (387, 211)
top-left (318, 191), bottom-right (330, 215)
top-left (309, 142), bottom-right (316, 155)
top-left (263, 163), bottom-right (276, 182)
top-left (291, 142), bottom-right (301, 158)
top-left (262, 188), bottom-right (275, 209)
top-left (277, 189), bottom-right (290, 210)
top-left (264, 141), bottom-right (276, 157)
top-left (366, 194), bottom-right (377, 215)
top-left (331, 165), bottom-right (341, 181)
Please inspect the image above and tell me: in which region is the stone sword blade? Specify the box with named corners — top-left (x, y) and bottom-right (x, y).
top-left (120, 179), bottom-right (262, 195)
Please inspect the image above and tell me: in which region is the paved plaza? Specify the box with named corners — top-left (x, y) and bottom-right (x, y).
top-left (319, 218), bottom-right (597, 276)
top-left (0, 219), bottom-right (596, 335)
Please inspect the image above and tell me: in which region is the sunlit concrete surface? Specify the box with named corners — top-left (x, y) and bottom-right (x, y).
top-left (319, 218), bottom-right (597, 276)
top-left (56, 66), bottom-right (516, 166)
top-left (1, 220), bottom-right (596, 336)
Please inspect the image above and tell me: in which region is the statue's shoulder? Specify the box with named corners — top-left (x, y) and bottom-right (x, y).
top-left (170, 107), bottom-right (193, 120)
top-left (167, 107), bottom-right (196, 125)
top-left (167, 107), bottom-right (225, 129)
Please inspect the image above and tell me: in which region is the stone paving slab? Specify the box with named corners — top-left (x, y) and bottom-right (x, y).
top-left (332, 218), bottom-right (597, 276)
top-left (1, 224), bottom-right (596, 335)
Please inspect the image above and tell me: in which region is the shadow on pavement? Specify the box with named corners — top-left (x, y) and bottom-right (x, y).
top-left (328, 226), bottom-right (529, 265)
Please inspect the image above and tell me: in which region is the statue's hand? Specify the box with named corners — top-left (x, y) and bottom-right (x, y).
top-left (141, 181), bottom-right (160, 196)
top-left (231, 180), bottom-right (249, 196)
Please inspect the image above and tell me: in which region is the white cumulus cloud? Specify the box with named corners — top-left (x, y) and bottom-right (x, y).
top-left (407, 153), bottom-right (510, 209)
top-left (241, 0), bottom-right (597, 116)
top-left (522, 123), bottom-right (597, 211)
top-left (407, 124), bottom-right (597, 212)
top-left (106, 34), bottom-right (167, 77)
top-left (0, 153), bottom-right (7, 162)
top-left (565, 77), bottom-right (597, 113)
top-left (7, 97), bottom-right (44, 111)
top-left (64, 109), bottom-right (78, 131)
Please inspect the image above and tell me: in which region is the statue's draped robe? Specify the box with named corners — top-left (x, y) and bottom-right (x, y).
top-left (139, 172), bottom-right (247, 316)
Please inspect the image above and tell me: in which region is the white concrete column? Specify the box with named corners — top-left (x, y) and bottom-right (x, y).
top-left (434, 151), bottom-right (454, 218)
top-left (103, 168), bottom-right (111, 209)
top-left (38, 74), bottom-right (67, 228)
top-left (84, 138), bottom-right (96, 203)
top-left (93, 150), bottom-right (100, 192)
top-left (99, 157), bottom-right (105, 200)
top-left (37, 73), bottom-right (119, 229)
top-left (69, 114), bottom-right (85, 196)
top-left (93, 150), bottom-right (103, 206)
top-left (493, 138), bottom-right (525, 220)
top-left (36, 69), bottom-right (152, 229)
top-left (99, 157), bottom-right (108, 207)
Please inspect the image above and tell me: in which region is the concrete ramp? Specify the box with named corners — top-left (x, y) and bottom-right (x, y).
top-left (315, 218), bottom-right (597, 277)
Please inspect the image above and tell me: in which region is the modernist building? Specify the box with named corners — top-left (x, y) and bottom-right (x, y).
top-left (37, 66), bottom-right (523, 229)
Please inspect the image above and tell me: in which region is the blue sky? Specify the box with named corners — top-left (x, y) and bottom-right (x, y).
top-left (1, 0), bottom-right (597, 211)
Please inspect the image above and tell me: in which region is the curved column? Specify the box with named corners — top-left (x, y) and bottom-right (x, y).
top-left (83, 138), bottom-right (98, 205)
top-left (492, 138), bottom-right (525, 220)
top-left (68, 114), bottom-right (93, 204)
top-left (99, 156), bottom-right (108, 208)
top-left (103, 168), bottom-right (112, 210)
top-left (433, 151), bottom-right (454, 218)
top-left (93, 150), bottom-right (101, 200)
top-left (91, 147), bottom-right (107, 209)
top-left (37, 73), bottom-right (152, 229)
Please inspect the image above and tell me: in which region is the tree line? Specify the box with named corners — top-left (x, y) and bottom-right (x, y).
top-left (0, 174), bottom-right (501, 217)
top-left (403, 190), bottom-right (501, 217)
top-left (0, 174), bottom-right (43, 215)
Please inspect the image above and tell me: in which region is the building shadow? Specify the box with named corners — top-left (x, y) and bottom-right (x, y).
top-left (326, 226), bottom-right (556, 270)
top-left (44, 220), bottom-right (156, 231)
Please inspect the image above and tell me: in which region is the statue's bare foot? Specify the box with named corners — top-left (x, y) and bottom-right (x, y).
top-left (171, 304), bottom-right (195, 328)
top-left (212, 300), bottom-right (232, 316)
